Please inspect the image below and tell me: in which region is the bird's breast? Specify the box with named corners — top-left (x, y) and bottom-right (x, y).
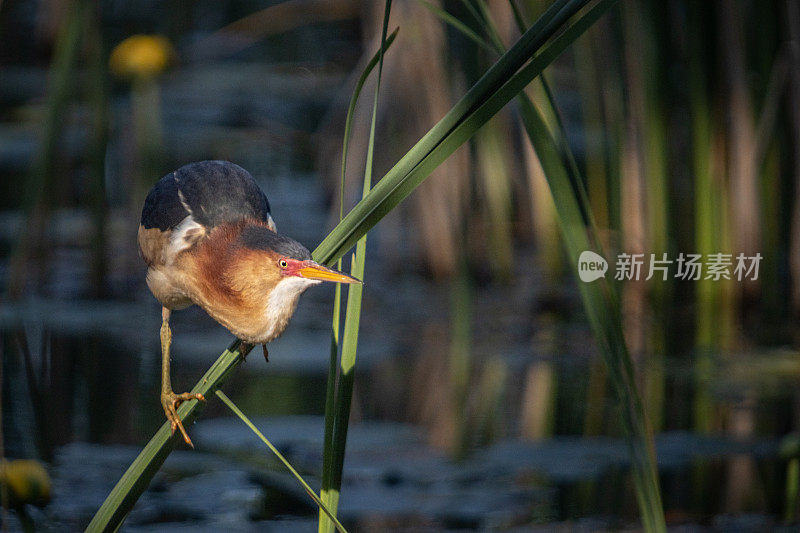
top-left (194, 275), bottom-right (319, 344)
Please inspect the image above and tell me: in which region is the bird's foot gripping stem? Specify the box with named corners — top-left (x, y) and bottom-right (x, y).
top-left (161, 390), bottom-right (205, 448)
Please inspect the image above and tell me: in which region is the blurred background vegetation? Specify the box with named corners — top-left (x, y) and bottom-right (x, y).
top-left (1, 0), bottom-right (799, 530)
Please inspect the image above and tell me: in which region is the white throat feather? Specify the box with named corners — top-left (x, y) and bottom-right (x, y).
top-left (258, 276), bottom-right (320, 342)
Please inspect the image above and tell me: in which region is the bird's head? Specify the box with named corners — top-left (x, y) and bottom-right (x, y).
top-left (224, 224), bottom-right (360, 307)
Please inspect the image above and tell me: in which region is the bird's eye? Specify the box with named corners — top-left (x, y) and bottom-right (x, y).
top-left (279, 259), bottom-right (288, 269)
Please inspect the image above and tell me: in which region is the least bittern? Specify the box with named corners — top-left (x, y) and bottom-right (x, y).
top-left (138, 160), bottom-right (359, 446)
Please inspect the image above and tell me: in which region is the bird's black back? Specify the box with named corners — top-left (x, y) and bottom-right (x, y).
top-left (140, 160), bottom-right (272, 231)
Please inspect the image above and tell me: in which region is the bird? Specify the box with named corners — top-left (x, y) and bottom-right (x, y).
top-left (138, 160), bottom-right (360, 447)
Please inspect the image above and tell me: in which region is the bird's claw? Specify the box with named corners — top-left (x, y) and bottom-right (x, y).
top-left (238, 342), bottom-right (268, 363)
top-left (240, 342), bottom-right (252, 362)
top-left (161, 391), bottom-right (205, 448)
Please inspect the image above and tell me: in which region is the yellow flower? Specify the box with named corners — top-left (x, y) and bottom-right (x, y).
top-left (0, 459), bottom-right (51, 509)
top-left (109, 35), bottom-right (175, 79)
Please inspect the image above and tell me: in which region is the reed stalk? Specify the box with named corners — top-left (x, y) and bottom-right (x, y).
top-left (465, 2), bottom-right (665, 528)
top-left (6, 0), bottom-right (88, 298)
top-left (786, 458), bottom-right (799, 523)
top-left (449, 263), bottom-right (473, 458)
top-left (83, 2), bottom-right (110, 298)
top-left (687, 1), bottom-right (730, 434)
top-left (618, 0), bottom-right (671, 433)
top-left (319, 26), bottom-right (397, 530)
top-left (86, 340), bottom-right (253, 532)
top-left (475, 118), bottom-right (515, 280)
top-left (319, 4), bottom-right (391, 530)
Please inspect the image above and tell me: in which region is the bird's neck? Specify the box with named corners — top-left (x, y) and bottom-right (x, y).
top-left (203, 275), bottom-right (318, 344)
top-left (259, 276), bottom-right (320, 342)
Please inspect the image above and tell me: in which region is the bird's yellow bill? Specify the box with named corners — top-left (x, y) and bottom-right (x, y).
top-left (298, 263), bottom-right (361, 284)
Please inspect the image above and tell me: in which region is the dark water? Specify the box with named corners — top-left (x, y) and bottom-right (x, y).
top-left (1, 311), bottom-right (797, 531)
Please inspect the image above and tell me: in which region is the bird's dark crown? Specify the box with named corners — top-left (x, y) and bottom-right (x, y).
top-left (238, 224), bottom-right (311, 260)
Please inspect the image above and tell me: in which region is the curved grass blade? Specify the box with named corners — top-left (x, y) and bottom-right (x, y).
top-left (439, 2), bottom-right (664, 527)
top-left (417, 0), bottom-right (495, 53)
top-left (338, 27), bottom-right (399, 205)
top-left (215, 391), bottom-right (348, 533)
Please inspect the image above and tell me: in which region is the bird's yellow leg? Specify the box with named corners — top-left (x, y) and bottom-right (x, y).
top-left (160, 307), bottom-right (204, 447)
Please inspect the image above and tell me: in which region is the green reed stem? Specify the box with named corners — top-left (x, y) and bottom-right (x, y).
top-left (786, 458), bottom-right (799, 523)
top-left (320, 3), bottom-right (391, 531)
top-left (320, 27), bottom-right (398, 531)
top-left (473, 1), bottom-right (665, 529)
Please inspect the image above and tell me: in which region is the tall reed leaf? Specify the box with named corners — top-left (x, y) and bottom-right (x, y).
top-left (320, 3), bottom-right (392, 531)
top-left (428, 1), bottom-right (664, 529)
top-left (516, 56), bottom-right (666, 533)
top-left (90, 2), bottom-right (610, 529)
top-left (507, 3), bottom-right (664, 531)
top-left (320, 27), bottom-right (398, 530)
